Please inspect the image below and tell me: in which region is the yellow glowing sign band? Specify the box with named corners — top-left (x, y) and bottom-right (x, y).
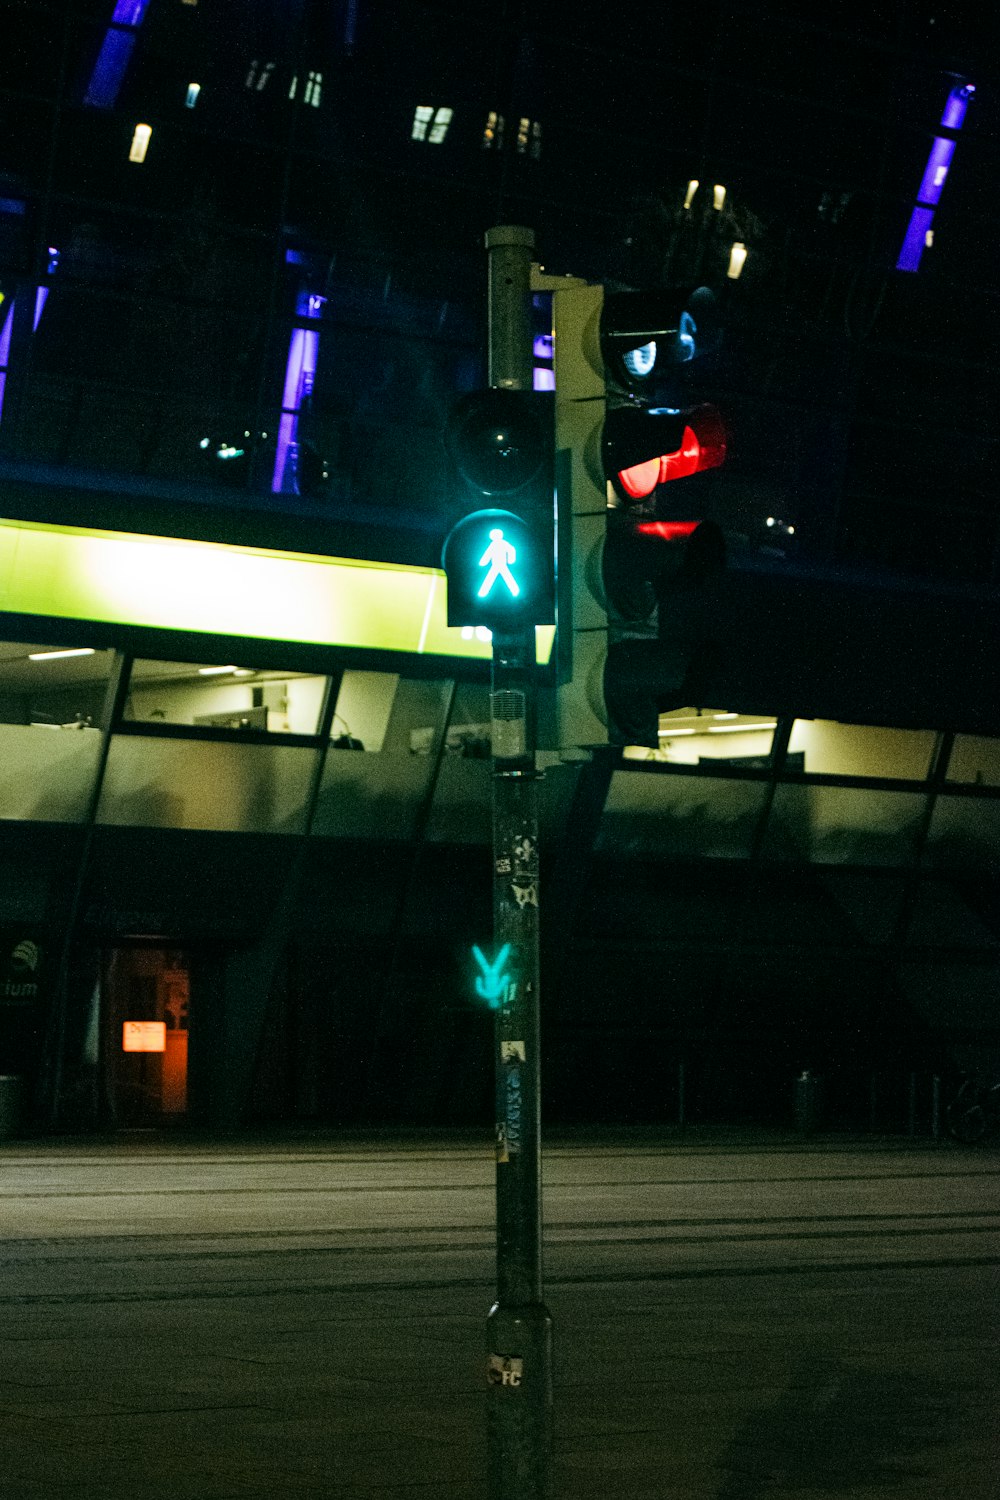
top-left (0, 518), bottom-right (554, 665)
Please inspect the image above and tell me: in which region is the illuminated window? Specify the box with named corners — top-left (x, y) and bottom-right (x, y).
top-left (290, 71), bottom-right (323, 106)
top-left (517, 117), bottom-right (541, 158)
top-left (483, 110), bottom-right (504, 149)
top-left (273, 283), bottom-right (325, 494)
top-left (947, 734), bottom-right (1000, 787)
top-left (649, 710), bottom-right (778, 765)
top-left (412, 105), bottom-right (452, 143)
top-left (329, 670), bottom-right (401, 753)
top-left (532, 329), bottom-right (554, 392)
top-left (185, 82), bottom-right (200, 108)
top-left (123, 660), bottom-right (327, 736)
top-left (129, 123), bottom-right (152, 163)
top-left (246, 60), bottom-right (274, 91)
top-left (897, 81), bottom-right (974, 272)
top-left (726, 241), bottom-right (747, 279)
top-left (0, 640), bottom-right (113, 729)
top-left (83, 1), bottom-right (150, 109)
top-left (787, 720), bottom-right (936, 780)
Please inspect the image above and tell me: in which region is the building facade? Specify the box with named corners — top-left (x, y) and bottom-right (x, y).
top-left (1, 2), bottom-right (997, 1133)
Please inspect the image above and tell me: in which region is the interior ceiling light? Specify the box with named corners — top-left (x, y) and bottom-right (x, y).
top-left (197, 664), bottom-right (238, 676)
top-left (28, 647), bottom-right (97, 661)
top-left (707, 721), bottom-right (777, 734)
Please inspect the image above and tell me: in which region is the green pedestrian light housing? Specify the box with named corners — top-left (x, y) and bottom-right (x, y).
top-left (442, 388), bottom-right (555, 629)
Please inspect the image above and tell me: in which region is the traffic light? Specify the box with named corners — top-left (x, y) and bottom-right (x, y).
top-left (441, 387), bottom-right (555, 631)
top-left (553, 279), bottom-right (727, 750)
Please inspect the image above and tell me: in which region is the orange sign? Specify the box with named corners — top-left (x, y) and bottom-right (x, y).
top-left (122, 1021), bottom-right (166, 1053)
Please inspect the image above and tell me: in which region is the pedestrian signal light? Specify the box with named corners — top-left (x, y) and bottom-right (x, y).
top-left (442, 509), bottom-right (547, 628)
top-left (442, 388), bottom-right (554, 629)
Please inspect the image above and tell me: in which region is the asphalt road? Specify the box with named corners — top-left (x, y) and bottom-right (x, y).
top-left (0, 1131), bottom-right (997, 1499)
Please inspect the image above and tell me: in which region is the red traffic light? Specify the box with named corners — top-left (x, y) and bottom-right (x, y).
top-left (609, 404), bottom-right (727, 501)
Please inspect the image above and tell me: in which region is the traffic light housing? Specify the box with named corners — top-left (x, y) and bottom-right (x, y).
top-left (553, 280), bottom-right (727, 750)
top-left (441, 387), bottom-right (555, 630)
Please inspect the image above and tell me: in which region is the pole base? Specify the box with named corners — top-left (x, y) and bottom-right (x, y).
top-left (487, 1299), bottom-right (554, 1499)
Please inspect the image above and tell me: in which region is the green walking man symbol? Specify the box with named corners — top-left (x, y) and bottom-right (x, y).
top-left (477, 527), bottom-right (520, 599)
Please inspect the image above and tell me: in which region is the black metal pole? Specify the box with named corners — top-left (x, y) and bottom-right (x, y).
top-left (484, 225), bottom-right (553, 1500)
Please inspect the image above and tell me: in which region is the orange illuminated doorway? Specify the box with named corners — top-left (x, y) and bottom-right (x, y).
top-left (105, 948), bottom-right (190, 1124)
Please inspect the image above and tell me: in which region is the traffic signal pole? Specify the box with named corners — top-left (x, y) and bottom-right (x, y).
top-left (484, 224), bottom-right (554, 1500)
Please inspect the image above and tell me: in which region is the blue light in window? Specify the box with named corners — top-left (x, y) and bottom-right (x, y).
top-left (84, 0), bottom-right (149, 109)
top-left (941, 82), bottom-right (974, 131)
top-left (897, 205), bottom-right (936, 273)
top-left (897, 79), bottom-right (974, 273)
top-left (112, 0), bottom-right (148, 22)
top-left (83, 28), bottom-right (136, 108)
top-left (916, 135), bottom-right (956, 206)
top-left (272, 286), bottom-right (323, 494)
top-left (0, 299), bottom-right (14, 421)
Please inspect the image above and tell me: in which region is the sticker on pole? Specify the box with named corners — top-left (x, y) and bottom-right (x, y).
top-left (488, 1354), bottom-right (524, 1387)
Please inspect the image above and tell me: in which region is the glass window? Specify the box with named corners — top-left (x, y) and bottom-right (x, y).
top-left (762, 783), bottom-right (927, 866)
top-left (444, 683), bottom-right (492, 759)
top-left (124, 661), bottom-right (327, 735)
top-left (0, 640), bottom-right (112, 822)
top-left (97, 737), bottom-right (315, 833)
top-left (424, 756), bottom-right (491, 842)
top-left (0, 640), bottom-right (115, 728)
top-left (313, 675), bottom-right (461, 838)
top-left (946, 735), bottom-right (1000, 787)
top-left (312, 753), bottom-right (434, 840)
top-left (331, 671), bottom-right (399, 751)
top-left (787, 720), bottom-right (936, 780)
top-left (598, 769), bottom-right (770, 860)
top-left (926, 795), bottom-right (1000, 872)
top-left (649, 709), bottom-right (778, 767)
